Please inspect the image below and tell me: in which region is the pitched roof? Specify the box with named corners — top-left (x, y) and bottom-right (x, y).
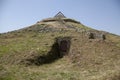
top-left (54, 12), bottom-right (66, 18)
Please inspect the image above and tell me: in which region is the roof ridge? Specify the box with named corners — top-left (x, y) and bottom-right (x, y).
top-left (54, 12), bottom-right (66, 18)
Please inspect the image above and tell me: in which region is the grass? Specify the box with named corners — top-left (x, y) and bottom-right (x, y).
top-left (0, 22), bottom-right (120, 80)
top-left (0, 58), bottom-right (119, 80)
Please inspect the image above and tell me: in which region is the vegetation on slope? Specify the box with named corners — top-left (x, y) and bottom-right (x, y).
top-left (0, 20), bottom-right (120, 80)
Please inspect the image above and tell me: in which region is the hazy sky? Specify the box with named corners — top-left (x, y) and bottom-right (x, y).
top-left (0, 0), bottom-right (120, 35)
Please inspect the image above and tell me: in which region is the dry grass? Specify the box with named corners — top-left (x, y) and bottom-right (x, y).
top-left (0, 22), bottom-right (120, 80)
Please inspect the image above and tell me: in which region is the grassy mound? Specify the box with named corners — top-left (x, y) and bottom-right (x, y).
top-left (0, 20), bottom-right (120, 80)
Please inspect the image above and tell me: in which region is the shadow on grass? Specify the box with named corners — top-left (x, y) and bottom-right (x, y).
top-left (24, 37), bottom-right (71, 66)
top-left (24, 42), bottom-right (60, 66)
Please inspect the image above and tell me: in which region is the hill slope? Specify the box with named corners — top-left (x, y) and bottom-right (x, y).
top-left (0, 15), bottom-right (120, 80)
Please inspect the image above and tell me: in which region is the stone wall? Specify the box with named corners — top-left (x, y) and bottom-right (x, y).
top-left (87, 31), bottom-right (106, 40)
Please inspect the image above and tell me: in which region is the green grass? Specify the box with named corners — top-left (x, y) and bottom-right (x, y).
top-left (66, 22), bottom-right (92, 30)
top-left (0, 21), bottom-right (120, 80)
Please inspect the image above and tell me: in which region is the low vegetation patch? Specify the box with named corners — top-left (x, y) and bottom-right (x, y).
top-left (0, 18), bottom-right (120, 80)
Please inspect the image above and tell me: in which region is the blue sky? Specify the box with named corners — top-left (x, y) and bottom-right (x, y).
top-left (0, 0), bottom-right (120, 35)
